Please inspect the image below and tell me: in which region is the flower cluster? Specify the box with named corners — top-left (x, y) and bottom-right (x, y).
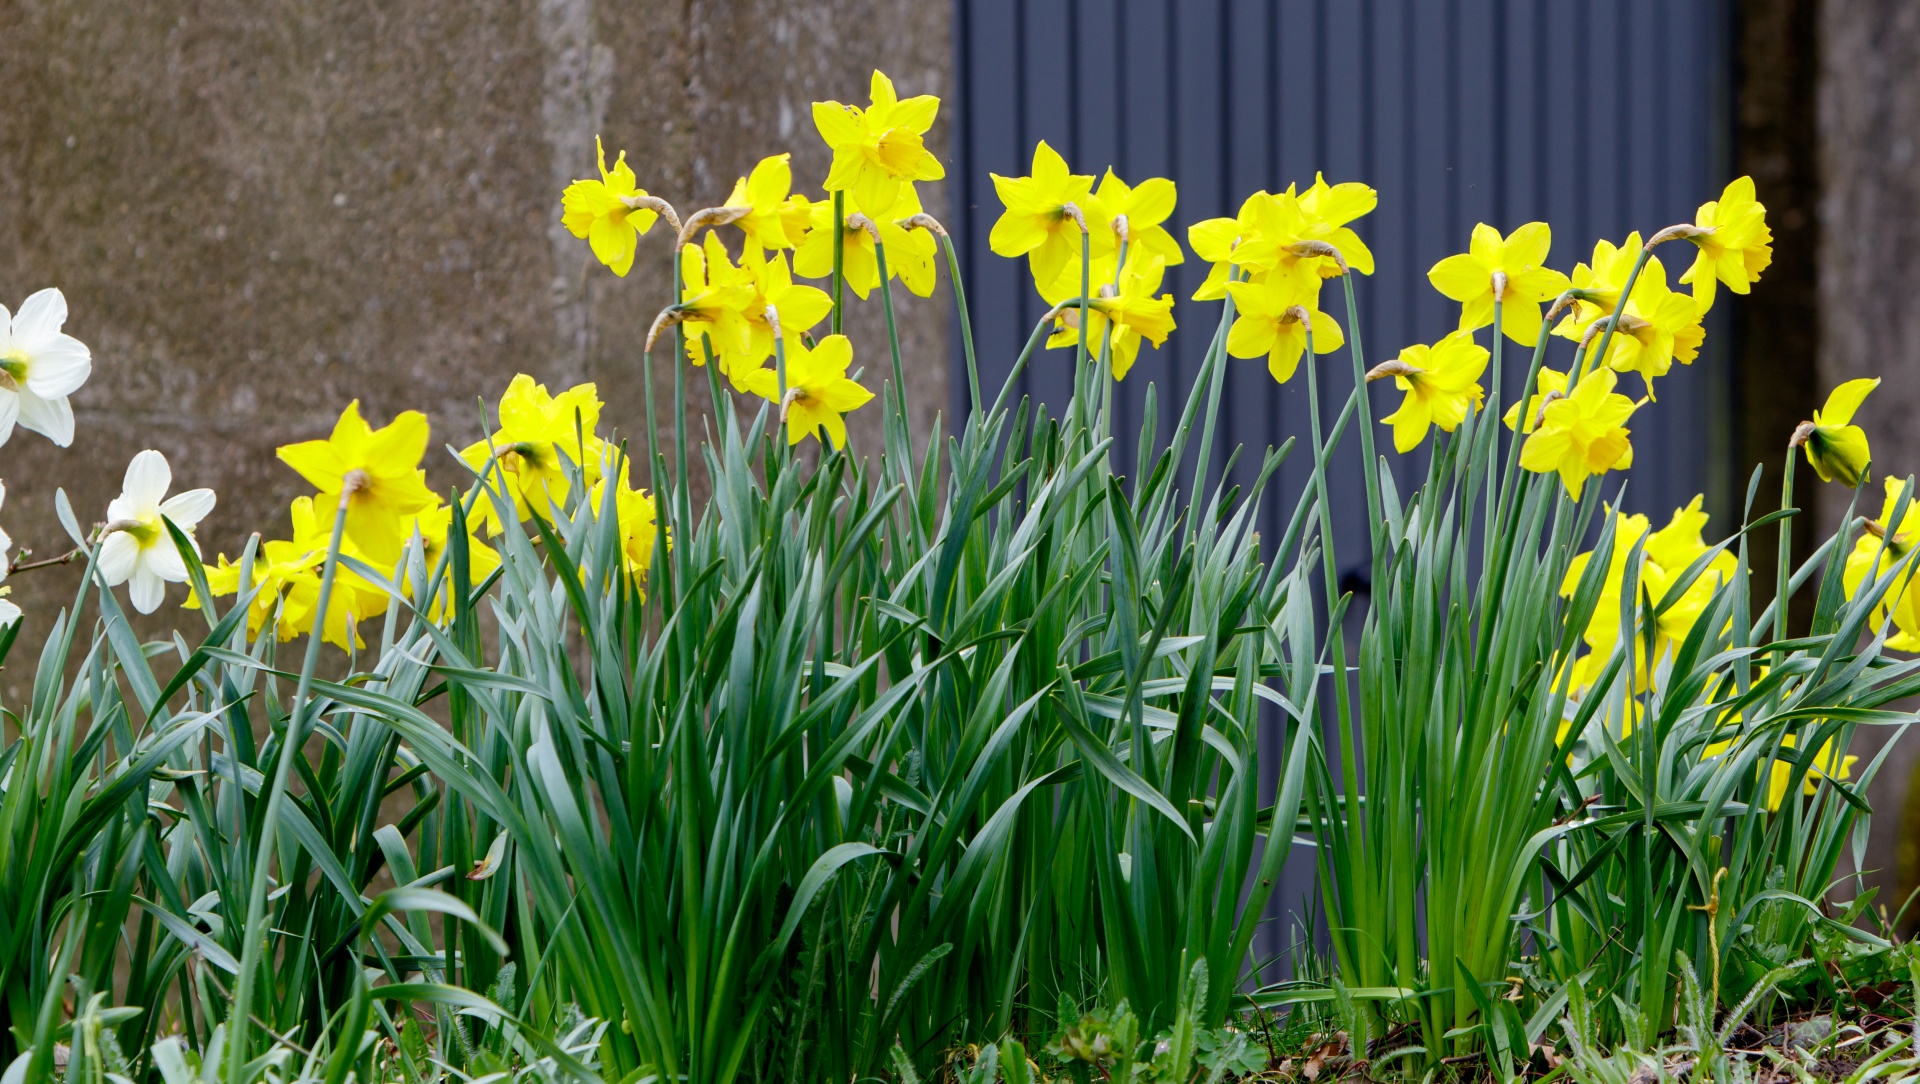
top-left (557, 71), bottom-right (956, 448)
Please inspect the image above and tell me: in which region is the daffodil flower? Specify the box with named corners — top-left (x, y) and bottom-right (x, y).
top-left (1678, 175), bottom-right (1773, 312)
top-left (0, 287), bottom-right (93, 448)
top-left (561, 136), bottom-right (660, 277)
top-left (1039, 251), bottom-right (1177, 380)
top-left (813, 70), bottom-right (945, 219)
top-left (1188, 190), bottom-right (1310, 301)
top-left (1552, 234), bottom-right (1644, 338)
top-left (1503, 366), bottom-right (1568, 434)
top-left (1223, 266), bottom-right (1343, 384)
top-left (1373, 331), bottom-right (1489, 453)
top-left (1797, 377), bottom-right (1879, 488)
top-left (677, 235), bottom-right (760, 365)
top-left (1296, 173), bottom-right (1378, 276)
top-left (277, 401), bottom-right (439, 565)
top-left (1519, 367), bottom-right (1638, 499)
top-left (1589, 260), bottom-right (1704, 395)
top-left (725, 154), bottom-right (812, 252)
top-left (200, 536), bottom-right (325, 642)
top-left (792, 185), bottom-right (937, 299)
top-left (1426, 222), bottom-right (1571, 346)
top-left (989, 141), bottom-right (1110, 288)
top-left (98, 450), bottom-right (217, 614)
top-left (0, 479), bottom-right (15, 630)
top-left (741, 334), bottom-right (873, 448)
top-left (728, 249), bottom-right (834, 387)
top-left (200, 494), bottom-right (392, 646)
top-left (459, 375), bottom-right (609, 531)
top-left (1087, 170), bottom-right (1184, 268)
top-left (1843, 477), bottom-right (1920, 650)
top-left (591, 460), bottom-right (662, 584)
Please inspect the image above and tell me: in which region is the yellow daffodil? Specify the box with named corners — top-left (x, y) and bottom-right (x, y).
top-left (724, 249), bottom-right (835, 389)
top-left (1503, 366), bottom-right (1568, 434)
top-left (813, 69), bottom-right (945, 219)
top-left (401, 500), bottom-right (502, 620)
top-left (676, 234), bottom-right (759, 365)
top-left (1798, 377), bottom-right (1880, 488)
top-left (277, 401), bottom-right (438, 567)
top-left (285, 495), bottom-right (391, 648)
top-left (990, 141), bottom-right (1111, 288)
top-left (459, 375), bottom-right (609, 532)
top-left (1374, 331), bottom-right (1489, 453)
top-left (200, 537), bottom-right (323, 642)
top-left (1589, 260), bottom-right (1705, 396)
top-left (1188, 190), bottom-right (1307, 301)
top-left (1296, 173), bottom-right (1378, 276)
top-left (741, 334), bottom-right (873, 448)
top-left (1552, 233), bottom-right (1644, 339)
top-left (792, 185), bottom-right (937, 299)
top-left (1039, 251), bottom-right (1177, 380)
top-left (1678, 175), bottom-right (1773, 312)
top-left (591, 460), bottom-right (662, 584)
top-left (1843, 477), bottom-right (1920, 650)
top-left (1223, 266), bottom-right (1342, 384)
top-left (1519, 367), bottom-right (1638, 499)
top-left (1088, 170), bottom-right (1183, 268)
top-left (1425, 222), bottom-right (1571, 346)
top-left (724, 153), bottom-right (813, 252)
top-left (560, 136), bottom-right (658, 277)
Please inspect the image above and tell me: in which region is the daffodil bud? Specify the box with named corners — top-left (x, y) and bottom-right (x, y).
top-left (1647, 223), bottom-right (1713, 248)
top-left (1286, 239), bottom-right (1349, 275)
top-left (1799, 377), bottom-right (1881, 487)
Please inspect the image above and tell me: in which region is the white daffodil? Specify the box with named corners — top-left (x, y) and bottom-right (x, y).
top-left (98, 450), bottom-right (216, 614)
top-left (0, 287), bottom-right (94, 448)
top-left (0, 478), bottom-right (15, 630)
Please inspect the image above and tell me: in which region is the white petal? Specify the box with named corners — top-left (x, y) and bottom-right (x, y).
top-left (146, 539), bottom-right (189, 582)
top-left (123, 450), bottom-right (172, 507)
top-left (0, 600), bottom-right (20, 629)
top-left (0, 391), bottom-right (17, 448)
top-left (22, 335), bottom-right (91, 399)
top-left (10, 288), bottom-right (68, 350)
top-left (160, 487), bottom-right (216, 528)
top-left (129, 564), bottom-right (166, 613)
top-left (0, 303), bottom-right (12, 354)
top-left (105, 497), bottom-right (135, 522)
top-left (14, 391), bottom-right (73, 447)
top-left (97, 531), bottom-right (140, 586)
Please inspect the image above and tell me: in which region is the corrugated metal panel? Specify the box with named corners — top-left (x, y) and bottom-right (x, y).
top-left (952, 0), bottom-right (1732, 972)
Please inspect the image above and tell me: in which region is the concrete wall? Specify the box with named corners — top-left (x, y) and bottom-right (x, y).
top-left (1818, 0), bottom-right (1920, 907)
top-left (0, 0), bottom-right (950, 697)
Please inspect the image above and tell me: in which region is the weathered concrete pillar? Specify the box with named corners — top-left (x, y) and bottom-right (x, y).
top-left (1818, 0), bottom-right (1920, 906)
top-left (0, 0), bottom-right (951, 694)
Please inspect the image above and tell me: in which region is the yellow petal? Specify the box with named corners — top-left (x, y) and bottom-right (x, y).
top-left (1818, 377), bottom-right (1880, 427)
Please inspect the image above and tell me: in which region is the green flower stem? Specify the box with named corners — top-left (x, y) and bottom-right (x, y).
top-left (1073, 226), bottom-right (1093, 439)
top-left (939, 232), bottom-right (981, 415)
top-left (1485, 299), bottom-right (1502, 551)
top-left (227, 493), bottom-right (351, 1079)
top-left (1340, 273), bottom-right (1383, 551)
top-left (872, 241), bottom-right (914, 482)
top-left (1577, 243), bottom-right (1656, 385)
top-left (1775, 448), bottom-right (1798, 653)
top-left (831, 191), bottom-right (846, 335)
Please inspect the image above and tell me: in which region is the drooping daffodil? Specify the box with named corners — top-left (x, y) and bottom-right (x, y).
top-left (1039, 250), bottom-right (1177, 381)
top-left (1519, 367), bottom-right (1639, 499)
top-left (1372, 330), bottom-right (1489, 453)
top-left (459, 376), bottom-right (609, 532)
top-left (98, 450), bottom-right (217, 615)
top-left (724, 153), bottom-right (814, 253)
top-left (1087, 169), bottom-right (1184, 268)
top-left (1797, 378), bottom-right (1879, 488)
top-left (1843, 476), bottom-right (1920, 651)
top-left (792, 183), bottom-right (938, 299)
top-left (741, 334), bottom-right (873, 448)
top-left (561, 136), bottom-right (660, 277)
top-left (990, 140), bottom-right (1111, 289)
top-left (1223, 265), bottom-right (1343, 385)
top-left (1678, 175), bottom-right (1773, 312)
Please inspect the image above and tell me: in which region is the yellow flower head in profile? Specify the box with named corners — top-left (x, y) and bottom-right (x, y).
top-left (276, 401), bottom-right (438, 567)
top-left (1518, 367), bottom-right (1638, 499)
top-left (1087, 170), bottom-right (1184, 268)
top-left (1503, 366), bottom-right (1568, 434)
top-left (1296, 173), bottom-right (1378, 277)
top-left (1590, 261), bottom-right (1705, 396)
top-left (792, 184), bottom-right (937, 299)
top-left (990, 141), bottom-right (1112, 288)
top-left (741, 334), bottom-right (873, 448)
top-left (677, 234), bottom-right (760, 365)
top-left (726, 249), bottom-right (834, 389)
top-left (459, 375), bottom-right (609, 533)
top-left (1040, 250), bottom-right (1177, 381)
top-left (1223, 266), bottom-right (1342, 385)
top-left (1843, 477), bottom-right (1920, 651)
top-left (1798, 377), bottom-right (1879, 488)
top-left (561, 136), bottom-right (658, 277)
top-left (1678, 175), bottom-right (1773, 312)
top-left (1374, 331), bottom-right (1489, 453)
top-left (724, 153), bottom-right (813, 252)
top-left (813, 70), bottom-right (945, 218)
top-left (1426, 222), bottom-right (1571, 347)
top-left (1553, 233), bottom-right (1643, 337)
top-left (591, 460), bottom-right (662, 584)
top-left (1189, 189), bottom-right (1312, 301)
